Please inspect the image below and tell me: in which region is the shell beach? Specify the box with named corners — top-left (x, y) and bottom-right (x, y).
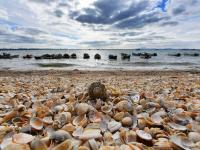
top-left (0, 70), bottom-right (200, 150)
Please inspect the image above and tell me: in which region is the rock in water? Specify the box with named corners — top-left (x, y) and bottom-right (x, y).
top-left (88, 82), bottom-right (107, 100)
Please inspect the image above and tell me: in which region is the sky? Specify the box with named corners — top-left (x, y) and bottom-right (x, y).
top-left (0, 0), bottom-right (200, 49)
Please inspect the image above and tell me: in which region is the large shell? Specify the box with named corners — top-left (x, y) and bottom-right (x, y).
top-left (136, 130), bottom-right (153, 146)
top-left (12, 133), bottom-right (34, 144)
top-left (3, 143), bottom-right (30, 150)
top-left (113, 112), bottom-right (125, 122)
top-left (88, 82), bottom-right (107, 100)
top-left (168, 122), bottom-right (187, 131)
top-left (30, 117), bottom-right (43, 130)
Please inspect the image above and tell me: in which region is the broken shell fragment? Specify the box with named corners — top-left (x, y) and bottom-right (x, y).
top-left (73, 114), bottom-right (88, 127)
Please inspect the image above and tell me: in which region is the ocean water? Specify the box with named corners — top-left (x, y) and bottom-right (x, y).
top-left (0, 49), bottom-right (200, 71)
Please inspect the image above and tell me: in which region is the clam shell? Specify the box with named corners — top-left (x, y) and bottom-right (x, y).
top-left (170, 135), bottom-right (191, 150)
top-left (61, 123), bottom-right (76, 133)
top-left (121, 117), bottom-right (133, 127)
top-left (73, 114), bottom-right (88, 127)
top-left (79, 129), bottom-right (102, 140)
top-left (108, 121), bottom-right (122, 133)
top-left (168, 122), bottom-right (187, 131)
top-left (76, 103), bottom-right (90, 116)
top-left (116, 101), bottom-right (133, 112)
top-left (30, 117), bottom-right (43, 130)
top-left (12, 133), bottom-right (34, 144)
top-left (188, 132), bottom-right (200, 143)
top-left (136, 130), bottom-right (153, 146)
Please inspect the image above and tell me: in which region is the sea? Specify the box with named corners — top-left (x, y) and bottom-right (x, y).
top-left (0, 49), bottom-right (200, 71)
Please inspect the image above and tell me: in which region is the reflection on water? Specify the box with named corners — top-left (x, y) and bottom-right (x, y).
top-left (0, 49), bottom-right (200, 70)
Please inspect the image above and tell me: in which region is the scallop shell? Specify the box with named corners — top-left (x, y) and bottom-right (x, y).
top-left (73, 114), bottom-right (88, 127)
top-left (88, 82), bottom-right (107, 100)
top-left (12, 133), bottom-right (34, 144)
top-left (108, 121), bottom-right (122, 133)
top-left (30, 117), bottom-right (43, 130)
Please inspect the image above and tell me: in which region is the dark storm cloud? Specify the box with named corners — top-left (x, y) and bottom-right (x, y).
top-left (70, 0), bottom-right (149, 25)
top-left (115, 12), bottom-right (169, 29)
top-left (173, 6), bottom-right (186, 15)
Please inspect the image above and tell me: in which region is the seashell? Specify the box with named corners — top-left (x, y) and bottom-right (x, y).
top-left (20, 125), bottom-right (32, 134)
top-left (3, 143), bottom-right (31, 150)
top-left (72, 126), bottom-right (84, 137)
top-left (53, 105), bottom-right (64, 113)
top-left (88, 82), bottom-right (107, 100)
top-left (52, 139), bottom-right (73, 150)
top-left (168, 122), bottom-right (187, 131)
top-left (78, 146), bottom-right (90, 150)
top-left (125, 130), bottom-right (136, 143)
top-left (11, 117), bottom-right (23, 126)
top-left (12, 133), bottom-right (34, 144)
top-left (73, 114), bottom-right (88, 127)
top-left (88, 139), bottom-right (99, 150)
top-left (88, 111), bottom-right (102, 123)
top-left (136, 130), bottom-right (153, 146)
top-left (61, 123), bottom-right (76, 133)
top-left (188, 132), bottom-right (200, 143)
top-left (108, 121), bottom-right (122, 133)
top-left (79, 128), bottom-right (102, 140)
top-left (76, 103), bottom-right (90, 116)
top-left (151, 114), bottom-right (163, 125)
top-left (153, 139), bottom-right (172, 150)
top-left (170, 135), bottom-right (191, 150)
top-left (116, 101), bottom-right (133, 112)
top-left (113, 112), bottom-right (124, 122)
top-left (50, 130), bottom-right (72, 143)
top-left (30, 139), bottom-right (47, 150)
top-left (43, 116), bottom-right (53, 125)
top-left (30, 117), bottom-right (43, 130)
top-left (121, 117), bottom-right (133, 127)
top-left (104, 132), bottom-right (114, 146)
top-left (101, 105), bottom-right (113, 114)
top-left (135, 105), bottom-right (143, 113)
top-left (137, 118), bottom-right (147, 130)
top-left (99, 146), bottom-right (116, 150)
top-left (174, 113), bottom-right (192, 126)
top-left (0, 110), bottom-right (18, 124)
top-left (58, 112), bottom-right (71, 126)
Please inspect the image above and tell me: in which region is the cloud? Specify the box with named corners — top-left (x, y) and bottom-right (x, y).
top-left (172, 6), bottom-right (186, 15)
top-left (54, 10), bottom-right (64, 17)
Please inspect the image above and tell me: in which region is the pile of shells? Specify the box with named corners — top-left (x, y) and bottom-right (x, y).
top-left (0, 74), bottom-right (200, 150)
